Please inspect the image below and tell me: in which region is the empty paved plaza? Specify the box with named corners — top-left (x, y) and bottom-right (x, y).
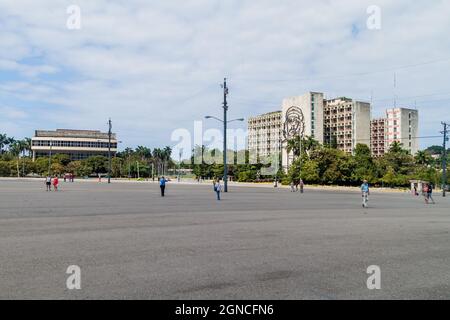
top-left (1, 179), bottom-right (450, 300)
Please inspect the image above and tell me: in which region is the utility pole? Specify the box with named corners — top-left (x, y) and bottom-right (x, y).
top-left (137, 161), bottom-right (140, 179)
top-left (178, 149), bottom-right (182, 182)
top-left (223, 78), bottom-right (229, 192)
top-left (108, 118), bottom-right (112, 184)
top-left (48, 140), bottom-right (53, 176)
top-left (442, 122), bottom-right (449, 197)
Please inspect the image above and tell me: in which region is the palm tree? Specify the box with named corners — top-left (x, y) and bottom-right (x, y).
top-left (135, 146), bottom-right (151, 161)
top-left (23, 138), bottom-right (32, 157)
top-left (152, 148), bottom-right (163, 176)
top-left (303, 136), bottom-right (320, 156)
top-left (415, 150), bottom-right (433, 166)
top-left (0, 133), bottom-right (8, 154)
top-left (163, 146), bottom-right (172, 175)
top-left (9, 140), bottom-right (27, 177)
top-left (286, 136), bottom-right (302, 158)
top-left (389, 141), bottom-right (405, 154)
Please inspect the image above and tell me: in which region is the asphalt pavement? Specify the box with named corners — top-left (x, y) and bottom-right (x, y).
top-left (1, 179), bottom-right (449, 299)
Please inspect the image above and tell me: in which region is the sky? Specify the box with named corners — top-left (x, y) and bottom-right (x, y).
top-left (1, 0), bottom-right (450, 152)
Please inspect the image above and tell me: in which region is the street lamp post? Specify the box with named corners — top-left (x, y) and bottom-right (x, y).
top-left (205, 79), bottom-right (244, 193)
top-left (108, 118), bottom-right (112, 184)
top-left (48, 140), bottom-right (53, 176)
top-left (178, 149), bottom-right (182, 182)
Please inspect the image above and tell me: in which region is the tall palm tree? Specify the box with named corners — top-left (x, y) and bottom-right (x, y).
top-left (286, 136), bottom-right (302, 158)
top-left (163, 146), bottom-right (172, 175)
top-left (0, 133), bottom-right (8, 154)
top-left (415, 150), bottom-right (433, 166)
top-left (9, 140), bottom-right (26, 177)
top-left (152, 148), bottom-right (163, 176)
top-left (389, 141), bottom-right (405, 154)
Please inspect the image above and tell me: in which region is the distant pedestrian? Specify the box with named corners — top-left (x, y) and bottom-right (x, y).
top-left (214, 179), bottom-right (222, 200)
top-left (53, 176), bottom-right (59, 191)
top-left (160, 176), bottom-right (167, 197)
top-left (290, 181), bottom-right (295, 192)
top-left (63, 175), bottom-right (67, 183)
top-left (423, 184), bottom-right (429, 204)
top-left (45, 175), bottom-right (52, 191)
top-left (427, 183), bottom-right (435, 204)
top-left (299, 179), bottom-right (304, 194)
top-left (361, 180), bottom-right (370, 208)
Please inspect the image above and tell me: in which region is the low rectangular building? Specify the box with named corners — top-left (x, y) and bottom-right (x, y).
top-left (31, 129), bottom-right (118, 161)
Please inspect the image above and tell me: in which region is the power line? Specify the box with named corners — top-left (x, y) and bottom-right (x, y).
top-left (232, 57), bottom-right (450, 83)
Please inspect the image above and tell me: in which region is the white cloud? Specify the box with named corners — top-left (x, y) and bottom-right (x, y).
top-left (0, 0), bottom-right (449, 148)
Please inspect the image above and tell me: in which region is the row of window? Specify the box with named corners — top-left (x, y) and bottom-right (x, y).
top-left (35, 152), bottom-right (111, 161)
top-left (33, 140), bottom-right (117, 149)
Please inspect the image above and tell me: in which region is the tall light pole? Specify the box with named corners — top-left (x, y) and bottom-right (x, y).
top-left (178, 149), bottom-right (182, 182)
top-left (223, 78), bottom-right (229, 192)
top-left (442, 122), bottom-right (449, 197)
top-left (205, 100), bottom-right (244, 193)
top-left (108, 118), bottom-right (112, 184)
top-left (48, 140), bottom-right (53, 176)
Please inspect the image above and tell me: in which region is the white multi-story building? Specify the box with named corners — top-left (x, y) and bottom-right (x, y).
top-left (247, 111), bottom-right (282, 161)
top-left (282, 92), bottom-right (324, 169)
top-left (323, 97), bottom-right (371, 154)
top-left (246, 94), bottom-right (420, 171)
top-left (386, 108), bottom-right (419, 154)
top-left (370, 118), bottom-right (387, 157)
top-left (31, 129), bottom-right (118, 161)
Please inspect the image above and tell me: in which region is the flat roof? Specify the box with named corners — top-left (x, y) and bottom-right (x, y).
top-left (34, 129), bottom-right (116, 139)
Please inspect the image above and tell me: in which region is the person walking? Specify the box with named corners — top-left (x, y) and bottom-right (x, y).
top-left (423, 183), bottom-right (429, 204)
top-left (45, 175), bottom-right (52, 191)
top-left (427, 183), bottom-right (436, 204)
top-left (299, 179), bottom-right (304, 194)
top-left (290, 181), bottom-right (295, 192)
top-left (214, 179), bottom-right (222, 201)
top-left (159, 176), bottom-right (167, 197)
top-left (53, 175), bottom-right (59, 191)
top-left (361, 179), bottom-right (370, 208)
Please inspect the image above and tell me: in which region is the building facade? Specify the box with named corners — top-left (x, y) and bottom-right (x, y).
top-left (31, 129), bottom-right (118, 161)
top-left (247, 111), bottom-right (282, 161)
top-left (323, 97), bottom-right (371, 154)
top-left (370, 118), bottom-right (387, 157)
top-left (281, 92), bottom-right (324, 169)
top-left (386, 108), bottom-right (419, 155)
top-left (246, 94), bottom-right (420, 171)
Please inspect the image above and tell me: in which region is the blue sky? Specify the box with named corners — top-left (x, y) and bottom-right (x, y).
top-left (1, 0), bottom-right (450, 150)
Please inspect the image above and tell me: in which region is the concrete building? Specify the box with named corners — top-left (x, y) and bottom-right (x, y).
top-left (31, 129), bottom-right (118, 161)
top-left (247, 111), bottom-right (282, 161)
top-left (370, 118), bottom-right (387, 157)
top-left (282, 92), bottom-right (324, 169)
top-left (323, 97), bottom-right (371, 154)
top-left (386, 108), bottom-right (419, 155)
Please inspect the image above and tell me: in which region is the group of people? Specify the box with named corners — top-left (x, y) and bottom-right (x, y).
top-left (361, 180), bottom-right (439, 208)
top-left (290, 179), bottom-right (305, 193)
top-left (158, 176), bottom-right (225, 200)
top-left (45, 175), bottom-right (59, 191)
top-left (413, 183), bottom-right (436, 204)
